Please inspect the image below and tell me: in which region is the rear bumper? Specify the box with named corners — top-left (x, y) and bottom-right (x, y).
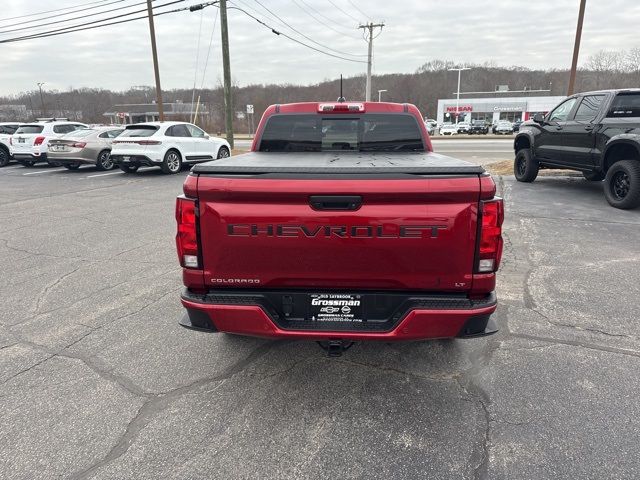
top-left (47, 153), bottom-right (96, 165)
top-left (13, 153), bottom-right (47, 162)
top-left (179, 289), bottom-right (498, 341)
top-left (111, 155), bottom-right (159, 167)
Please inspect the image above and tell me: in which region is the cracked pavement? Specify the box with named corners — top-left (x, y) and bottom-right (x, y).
top-left (0, 163), bottom-right (639, 479)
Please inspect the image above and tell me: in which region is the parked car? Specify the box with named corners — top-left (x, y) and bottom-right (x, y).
top-left (495, 121), bottom-right (514, 135)
top-left (439, 123), bottom-right (458, 136)
top-left (177, 101), bottom-right (503, 351)
top-left (456, 122), bottom-right (471, 134)
top-left (512, 119), bottom-right (523, 132)
top-left (110, 122), bottom-right (231, 174)
top-left (468, 120), bottom-right (489, 135)
top-left (424, 119), bottom-right (437, 135)
top-left (10, 120), bottom-right (89, 166)
top-left (514, 88), bottom-right (640, 209)
top-left (0, 122), bottom-right (21, 167)
top-left (47, 126), bottom-right (124, 170)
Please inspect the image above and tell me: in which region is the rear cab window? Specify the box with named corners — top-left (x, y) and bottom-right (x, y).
top-left (608, 93), bottom-right (640, 118)
top-left (259, 114), bottom-right (424, 152)
top-left (573, 95), bottom-right (605, 122)
top-left (119, 125), bottom-right (159, 137)
top-left (15, 125), bottom-right (44, 134)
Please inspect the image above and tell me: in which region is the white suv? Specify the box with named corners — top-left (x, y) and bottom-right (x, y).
top-left (110, 122), bottom-right (231, 174)
top-left (0, 122), bottom-right (21, 167)
top-left (11, 120), bottom-right (88, 166)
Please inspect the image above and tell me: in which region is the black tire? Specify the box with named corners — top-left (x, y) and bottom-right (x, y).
top-left (514, 149), bottom-right (539, 182)
top-left (22, 160), bottom-right (36, 167)
top-left (64, 163), bottom-right (81, 170)
top-left (119, 165), bottom-right (139, 173)
top-left (47, 160), bottom-right (62, 167)
top-left (583, 171), bottom-right (605, 181)
top-left (160, 149), bottom-right (182, 174)
top-left (217, 146), bottom-right (230, 159)
top-left (603, 160), bottom-right (640, 209)
top-left (0, 147), bottom-right (9, 167)
top-left (95, 150), bottom-right (114, 171)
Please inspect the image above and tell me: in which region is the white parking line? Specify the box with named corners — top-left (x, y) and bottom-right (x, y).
top-left (85, 171), bottom-right (122, 178)
top-left (1, 165), bottom-right (24, 170)
top-left (84, 167), bottom-right (157, 179)
top-left (22, 168), bottom-right (67, 176)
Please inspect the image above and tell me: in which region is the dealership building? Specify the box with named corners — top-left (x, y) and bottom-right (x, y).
top-left (436, 95), bottom-right (566, 124)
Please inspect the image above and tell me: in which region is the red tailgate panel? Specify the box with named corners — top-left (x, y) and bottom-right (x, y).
top-left (197, 176), bottom-right (480, 292)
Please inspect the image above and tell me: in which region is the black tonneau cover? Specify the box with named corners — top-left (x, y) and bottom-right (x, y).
top-left (191, 151), bottom-right (485, 175)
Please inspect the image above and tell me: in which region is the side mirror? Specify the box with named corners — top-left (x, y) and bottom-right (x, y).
top-left (204, 134), bottom-right (210, 139)
top-left (532, 113), bottom-right (545, 124)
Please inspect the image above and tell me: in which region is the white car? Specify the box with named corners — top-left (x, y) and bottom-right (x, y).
top-left (0, 122), bottom-right (21, 167)
top-left (439, 123), bottom-right (458, 136)
top-left (110, 122), bottom-right (231, 174)
top-left (10, 120), bottom-right (89, 166)
top-left (495, 121), bottom-right (514, 135)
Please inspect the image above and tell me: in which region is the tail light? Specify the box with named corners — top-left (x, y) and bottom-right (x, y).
top-left (176, 196), bottom-right (200, 269)
top-left (476, 198), bottom-right (504, 273)
top-left (71, 142), bottom-right (86, 148)
top-left (34, 136), bottom-right (46, 146)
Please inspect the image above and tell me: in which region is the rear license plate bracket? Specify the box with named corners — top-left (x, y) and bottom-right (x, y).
top-left (309, 293), bottom-right (363, 323)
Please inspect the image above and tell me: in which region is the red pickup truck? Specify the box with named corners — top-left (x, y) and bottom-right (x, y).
top-left (176, 101), bottom-right (503, 352)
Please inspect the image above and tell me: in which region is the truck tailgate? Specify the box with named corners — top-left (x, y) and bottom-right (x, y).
top-left (196, 171), bottom-right (481, 292)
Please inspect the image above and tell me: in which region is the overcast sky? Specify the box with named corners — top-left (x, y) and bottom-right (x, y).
top-left (2, 0), bottom-right (639, 95)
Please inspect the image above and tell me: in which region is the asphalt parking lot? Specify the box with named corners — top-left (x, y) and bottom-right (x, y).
top-left (1, 142), bottom-right (639, 479)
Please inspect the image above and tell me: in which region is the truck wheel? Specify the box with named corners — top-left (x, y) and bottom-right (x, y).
top-left (514, 149), bottom-right (539, 182)
top-left (583, 171), bottom-right (605, 181)
top-left (64, 163), bottom-right (81, 170)
top-left (161, 150), bottom-right (182, 174)
top-left (0, 147), bottom-right (9, 167)
top-left (120, 165), bottom-right (139, 173)
top-left (95, 150), bottom-right (114, 171)
top-left (217, 146), bottom-right (230, 159)
top-left (604, 160), bottom-right (640, 209)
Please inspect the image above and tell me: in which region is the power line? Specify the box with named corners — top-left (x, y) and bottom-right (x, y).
top-left (291, 0), bottom-right (360, 39)
top-left (0, 1), bottom-right (216, 44)
top-left (199, 8), bottom-right (220, 89)
top-left (0, 0), bottom-right (120, 27)
top-left (237, 0), bottom-right (364, 57)
top-left (0, 0), bottom-right (149, 35)
top-left (0, 0), bottom-right (188, 44)
top-left (347, 0), bottom-right (369, 20)
top-left (326, 0), bottom-right (360, 22)
top-left (224, 3), bottom-right (365, 63)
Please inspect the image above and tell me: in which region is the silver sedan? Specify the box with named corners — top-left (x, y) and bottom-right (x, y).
top-left (48, 127), bottom-right (124, 170)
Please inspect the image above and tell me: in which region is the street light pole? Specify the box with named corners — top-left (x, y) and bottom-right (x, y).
top-left (448, 67), bottom-right (471, 124)
top-left (37, 82), bottom-right (46, 118)
top-left (377, 89), bottom-right (387, 102)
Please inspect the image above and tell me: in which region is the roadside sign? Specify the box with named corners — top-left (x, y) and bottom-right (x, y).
top-left (246, 104), bottom-right (254, 114)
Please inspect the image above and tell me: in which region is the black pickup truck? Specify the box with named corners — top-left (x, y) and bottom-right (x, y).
top-left (514, 89), bottom-right (640, 209)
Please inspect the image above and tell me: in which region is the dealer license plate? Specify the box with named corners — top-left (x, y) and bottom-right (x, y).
top-left (309, 294), bottom-right (363, 323)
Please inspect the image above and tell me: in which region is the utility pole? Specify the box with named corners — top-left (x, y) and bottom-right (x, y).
top-left (358, 22), bottom-right (384, 102)
top-left (220, 0), bottom-right (234, 149)
top-left (146, 0), bottom-right (164, 121)
top-left (37, 82), bottom-right (46, 118)
top-left (448, 67), bottom-right (470, 124)
top-left (568, 0), bottom-right (587, 96)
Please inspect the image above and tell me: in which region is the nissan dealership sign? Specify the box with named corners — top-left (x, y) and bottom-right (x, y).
top-left (445, 105), bottom-right (473, 113)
